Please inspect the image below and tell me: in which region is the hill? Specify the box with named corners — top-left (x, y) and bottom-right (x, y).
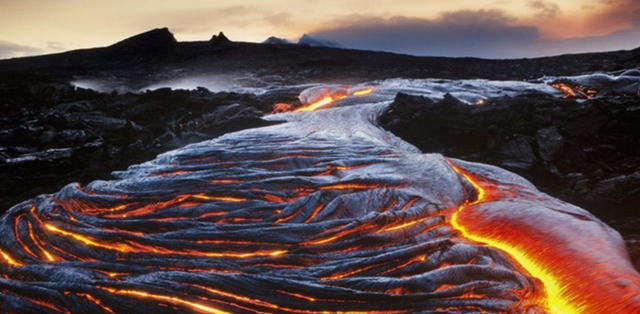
top-left (0, 28), bottom-right (638, 90)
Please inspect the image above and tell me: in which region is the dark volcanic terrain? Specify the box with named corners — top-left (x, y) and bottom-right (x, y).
top-left (379, 92), bottom-right (640, 266)
top-left (1, 27), bottom-right (640, 265)
top-left (0, 82), bottom-right (287, 211)
top-left (1, 28), bottom-right (639, 87)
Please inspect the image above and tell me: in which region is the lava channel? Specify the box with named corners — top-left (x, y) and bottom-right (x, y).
top-left (0, 90), bottom-right (638, 314)
top-left (447, 159), bottom-right (640, 314)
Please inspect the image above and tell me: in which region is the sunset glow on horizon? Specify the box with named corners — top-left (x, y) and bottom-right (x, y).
top-left (0, 0), bottom-right (638, 59)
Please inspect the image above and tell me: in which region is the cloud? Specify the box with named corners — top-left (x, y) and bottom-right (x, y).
top-left (0, 40), bottom-right (43, 59)
top-left (298, 34), bottom-right (342, 48)
top-left (590, 0), bottom-right (640, 32)
top-left (133, 4), bottom-right (298, 39)
top-left (45, 41), bottom-right (69, 52)
top-left (438, 9), bottom-right (518, 27)
top-left (633, 9), bottom-right (640, 28)
top-left (135, 5), bottom-right (259, 35)
top-left (536, 29), bottom-right (640, 55)
top-left (528, 0), bottom-right (561, 18)
top-left (263, 12), bottom-right (293, 28)
top-left (310, 10), bottom-right (539, 58)
top-left (309, 8), bottom-right (640, 59)
top-left (216, 5), bottom-right (253, 16)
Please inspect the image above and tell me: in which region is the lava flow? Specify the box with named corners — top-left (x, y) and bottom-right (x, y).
top-left (448, 159), bottom-right (640, 314)
top-left (550, 82), bottom-right (596, 99)
top-left (0, 87), bottom-right (639, 314)
top-left (295, 86), bottom-right (374, 111)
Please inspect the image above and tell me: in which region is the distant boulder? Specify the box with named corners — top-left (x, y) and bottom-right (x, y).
top-left (210, 32), bottom-right (231, 44)
top-left (263, 36), bottom-right (293, 45)
top-left (298, 34), bottom-right (342, 48)
top-left (110, 28), bottom-right (177, 49)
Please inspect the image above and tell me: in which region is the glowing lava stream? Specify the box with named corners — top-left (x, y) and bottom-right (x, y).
top-left (102, 288), bottom-right (232, 314)
top-left (296, 96), bottom-right (338, 112)
top-left (0, 249), bottom-right (22, 267)
top-left (296, 88), bottom-right (373, 112)
top-left (4, 84), bottom-right (640, 313)
top-left (447, 160), bottom-right (640, 314)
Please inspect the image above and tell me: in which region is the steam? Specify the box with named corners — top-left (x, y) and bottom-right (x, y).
top-left (139, 75), bottom-right (236, 93)
top-left (71, 74), bottom-right (271, 94)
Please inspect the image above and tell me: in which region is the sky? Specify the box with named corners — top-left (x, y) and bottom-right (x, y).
top-left (0, 0), bottom-right (639, 59)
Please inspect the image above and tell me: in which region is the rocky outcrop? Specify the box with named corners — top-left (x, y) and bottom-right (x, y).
top-left (0, 82), bottom-right (289, 213)
top-left (379, 92), bottom-right (640, 232)
top-left (210, 31), bottom-right (231, 44)
top-left (110, 27), bottom-right (177, 49)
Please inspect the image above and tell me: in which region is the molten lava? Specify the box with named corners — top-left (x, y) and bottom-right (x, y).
top-left (352, 88), bottom-right (373, 96)
top-left (0, 249), bottom-right (22, 267)
top-left (447, 159), bottom-right (640, 314)
top-left (0, 90), bottom-right (638, 314)
top-left (296, 87), bottom-right (374, 111)
top-left (296, 95), bottom-right (337, 112)
top-left (551, 82), bottom-right (595, 99)
top-left (273, 103), bottom-right (294, 113)
top-left (102, 288), bottom-right (232, 314)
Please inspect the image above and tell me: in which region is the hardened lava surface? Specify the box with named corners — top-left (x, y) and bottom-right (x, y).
top-left (1, 103), bottom-right (639, 313)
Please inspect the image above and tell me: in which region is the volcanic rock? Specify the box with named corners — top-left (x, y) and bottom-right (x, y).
top-left (1, 99), bottom-right (640, 313)
top-left (379, 92), bottom-right (640, 228)
top-left (38, 130), bottom-right (58, 144)
top-left (0, 28), bottom-right (639, 288)
top-left (5, 148), bottom-right (73, 165)
top-left (110, 27), bottom-right (177, 49)
top-left (0, 28), bottom-right (638, 85)
top-left (536, 126), bottom-right (564, 162)
top-left (622, 69), bottom-right (640, 77)
top-left (0, 82), bottom-right (287, 214)
top-left (498, 135), bottom-right (537, 169)
top-left (61, 129), bottom-right (88, 142)
top-left (210, 31), bottom-right (231, 44)
top-left (591, 171), bottom-right (640, 200)
top-left (632, 46), bottom-right (640, 61)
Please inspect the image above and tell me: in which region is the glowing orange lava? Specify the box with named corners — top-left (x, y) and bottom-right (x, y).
top-left (552, 83), bottom-right (577, 98)
top-left (447, 159), bottom-right (640, 314)
top-left (77, 293), bottom-right (118, 314)
top-left (352, 88), bottom-right (373, 96)
top-left (44, 223), bottom-right (287, 259)
top-left (296, 96), bottom-right (338, 112)
top-left (551, 83), bottom-right (594, 99)
top-left (295, 87), bottom-right (374, 112)
top-left (273, 103), bottom-right (294, 113)
top-left (0, 248), bottom-right (22, 266)
top-left (102, 288), bottom-right (232, 314)
top-left (3, 105), bottom-right (638, 314)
